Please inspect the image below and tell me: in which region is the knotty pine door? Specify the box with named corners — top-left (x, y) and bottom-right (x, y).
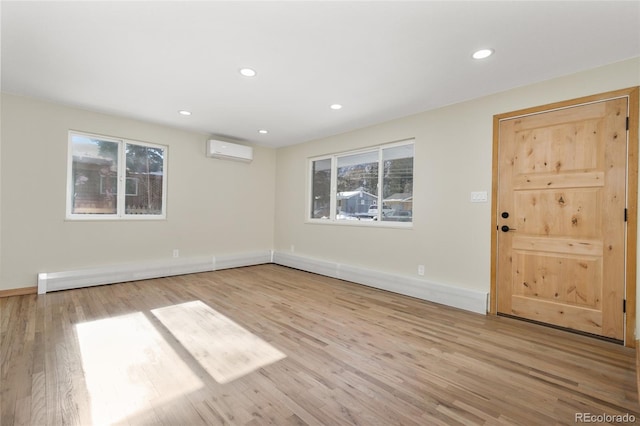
top-left (494, 92), bottom-right (635, 342)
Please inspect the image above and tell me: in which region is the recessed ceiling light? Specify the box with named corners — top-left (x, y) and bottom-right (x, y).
top-left (258, 129), bottom-right (268, 134)
top-left (472, 48), bottom-right (494, 60)
top-left (178, 110), bottom-right (192, 116)
top-left (239, 68), bottom-right (257, 77)
top-left (330, 104), bottom-right (343, 110)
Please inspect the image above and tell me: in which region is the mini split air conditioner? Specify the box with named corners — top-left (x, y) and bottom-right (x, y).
top-left (206, 139), bottom-right (253, 162)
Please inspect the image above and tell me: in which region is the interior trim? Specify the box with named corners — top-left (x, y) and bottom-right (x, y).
top-left (273, 252), bottom-right (488, 314)
top-left (27, 250), bottom-right (488, 315)
top-left (36, 251), bottom-right (272, 294)
top-left (0, 286), bottom-right (37, 298)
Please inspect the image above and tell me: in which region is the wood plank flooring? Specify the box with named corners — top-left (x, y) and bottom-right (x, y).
top-left (1, 264), bottom-right (639, 425)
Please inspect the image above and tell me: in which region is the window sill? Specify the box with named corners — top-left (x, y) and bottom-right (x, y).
top-left (65, 215), bottom-right (167, 221)
top-left (305, 218), bottom-right (413, 229)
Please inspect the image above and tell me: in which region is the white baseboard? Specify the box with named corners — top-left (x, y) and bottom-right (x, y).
top-left (273, 251), bottom-right (341, 279)
top-left (37, 250), bottom-right (272, 294)
top-left (216, 251), bottom-right (273, 270)
top-left (273, 252), bottom-right (488, 315)
top-left (36, 250), bottom-right (488, 315)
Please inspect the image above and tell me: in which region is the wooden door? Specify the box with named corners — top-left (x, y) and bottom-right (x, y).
top-left (495, 95), bottom-right (630, 341)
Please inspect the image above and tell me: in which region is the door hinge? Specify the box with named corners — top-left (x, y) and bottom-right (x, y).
top-left (627, 117), bottom-right (630, 131)
top-left (623, 299), bottom-right (626, 313)
top-left (625, 208), bottom-right (628, 222)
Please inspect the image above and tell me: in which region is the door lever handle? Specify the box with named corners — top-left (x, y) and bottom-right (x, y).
top-left (500, 225), bottom-right (516, 232)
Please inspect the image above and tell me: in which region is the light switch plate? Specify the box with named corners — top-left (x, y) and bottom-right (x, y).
top-left (470, 191), bottom-right (488, 203)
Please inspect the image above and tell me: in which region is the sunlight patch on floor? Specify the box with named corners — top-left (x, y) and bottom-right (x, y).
top-left (151, 300), bottom-right (287, 384)
top-left (75, 312), bottom-right (203, 425)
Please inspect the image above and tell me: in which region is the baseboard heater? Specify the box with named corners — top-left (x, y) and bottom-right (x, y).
top-left (273, 252), bottom-right (488, 315)
top-left (37, 251), bottom-right (272, 294)
top-left (36, 250), bottom-right (488, 315)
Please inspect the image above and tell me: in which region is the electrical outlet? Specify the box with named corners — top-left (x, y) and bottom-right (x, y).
top-left (418, 265), bottom-right (425, 276)
top-left (173, 249), bottom-right (179, 258)
top-left (291, 245), bottom-right (295, 253)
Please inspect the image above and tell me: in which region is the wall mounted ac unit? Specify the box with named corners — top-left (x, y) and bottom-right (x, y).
top-left (206, 139), bottom-right (253, 162)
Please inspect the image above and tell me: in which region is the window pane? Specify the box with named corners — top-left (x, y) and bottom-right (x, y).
top-left (125, 144), bottom-right (165, 215)
top-left (71, 135), bottom-right (118, 215)
top-left (311, 158), bottom-right (331, 219)
top-left (382, 144), bottom-right (413, 222)
top-left (336, 151), bottom-right (378, 221)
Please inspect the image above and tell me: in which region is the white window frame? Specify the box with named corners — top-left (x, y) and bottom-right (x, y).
top-left (66, 131), bottom-right (168, 220)
top-left (307, 138), bottom-right (414, 228)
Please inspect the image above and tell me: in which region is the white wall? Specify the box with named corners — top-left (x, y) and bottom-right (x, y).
top-left (0, 3), bottom-right (4, 292)
top-left (274, 58), bottom-right (640, 322)
top-left (0, 94), bottom-right (276, 290)
top-left (2, 58), bottom-right (639, 333)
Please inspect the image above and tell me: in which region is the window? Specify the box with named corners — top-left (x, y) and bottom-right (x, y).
top-left (67, 132), bottom-right (167, 220)
top-left (309, 139), bottom-right (414, 225)
top-left (311, 158), bottom-right (331, 219)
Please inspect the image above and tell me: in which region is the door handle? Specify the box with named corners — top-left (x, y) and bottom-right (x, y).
top-left (500, 225), bottom-right (516, 232)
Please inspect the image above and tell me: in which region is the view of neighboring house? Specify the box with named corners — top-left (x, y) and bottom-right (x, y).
top-left (337, 188), bottom-right (377, 216)
top-left (383, 193), bottom-right (413, 221)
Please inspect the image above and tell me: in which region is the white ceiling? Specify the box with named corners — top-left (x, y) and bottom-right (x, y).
top-left (2, 1), bottom-right (639, 148)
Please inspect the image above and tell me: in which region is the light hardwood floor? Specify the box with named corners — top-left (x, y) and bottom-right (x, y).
top-left (1, 264), bottom-right (639, 425)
